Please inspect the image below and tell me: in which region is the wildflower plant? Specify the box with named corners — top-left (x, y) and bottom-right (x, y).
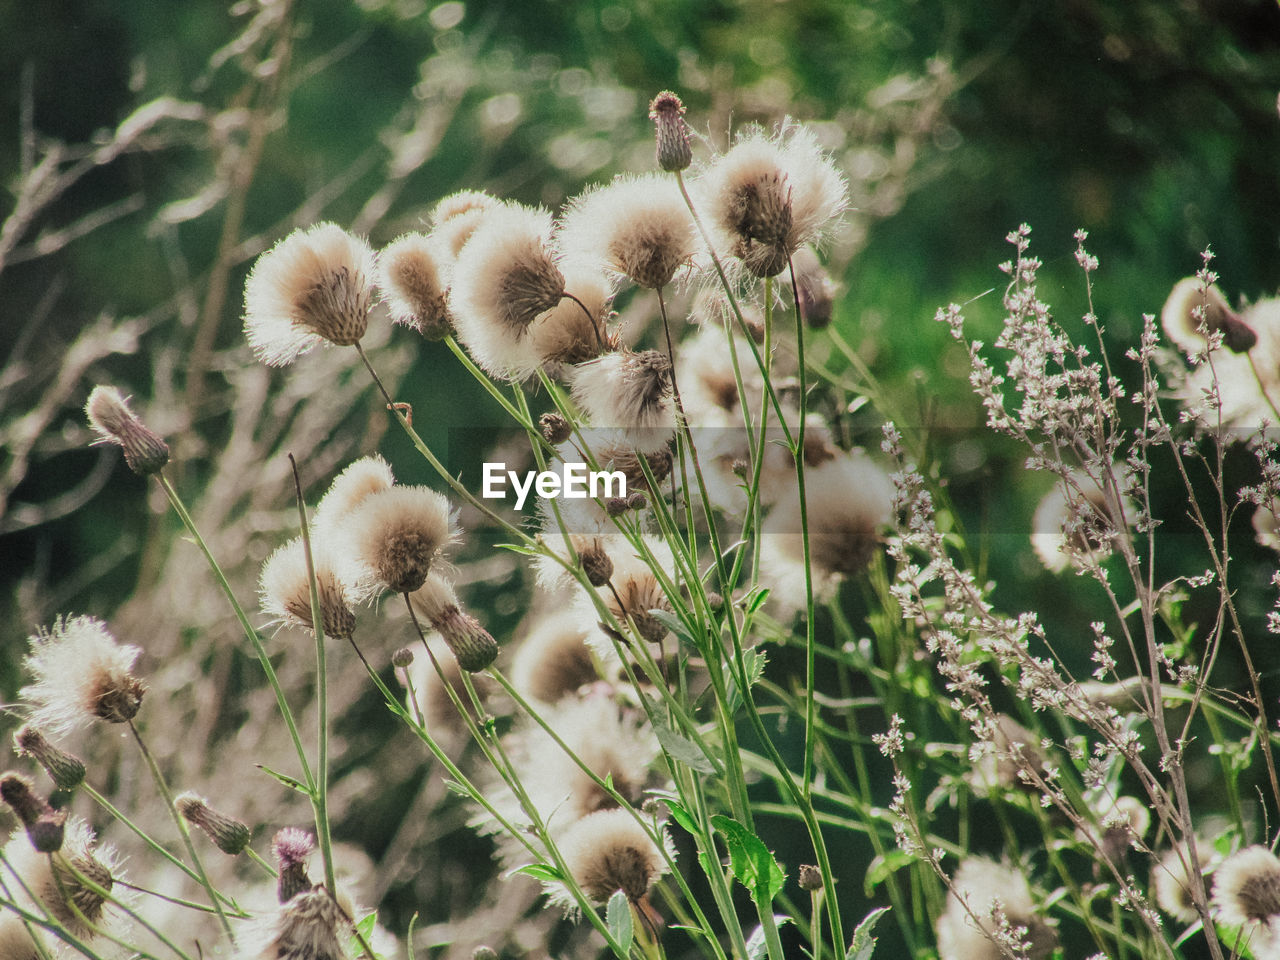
top-left (3, 15), bottom-right (1279, 960)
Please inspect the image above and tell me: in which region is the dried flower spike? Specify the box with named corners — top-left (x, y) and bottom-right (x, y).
top-left (85, 386), bottom-right (170, 475)
top-left (14, 725), bottom-right (86, 791)
top-left (21, 615), bottom-right (146, 737)
top-left (648, 91), bottom-right (692, 172)
top-left (176, 792), bottom-right (252, 855)
top-left (244, 222), bottom-right (376, 365)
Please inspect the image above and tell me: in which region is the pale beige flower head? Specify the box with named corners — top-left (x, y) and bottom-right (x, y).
top-left (377, 232), bottom-right (453, 339)
top-left (1213, 845), bottom-right (1280, 929)
top-left (21, 615), bottom-right (146, 737)
top-left (1, 817), bottom-right (120, 941)
top-left (1161, 275), bottom-right (1256, 354)
top-left (311, 455), bottom-right (396, 542)
top-left (554, 808), bottom-right (670, 907)
top-left (574, 537), bottom-right (675, 651)
top-left (259, 538), bottom-right (356, 639)
top-left (529, 261), bottom-right (615, 371)
top-left (1031, 468), bottom-right (1131, 573)
top-left (936, 857), bottom-right (1056, 960)
top-left (558, 174), bottom-right (696, 289)
top-left (510, 612), bottom-right (601, 704)
top-left (1153, 840), bottom-right (1216, 925)
top-left (759, 449), bottom-right (893, 609)
top-left (699, 122), bottom-right (847, 279)
top-left (449, 202), bottom-right (566, 380)
top-left (85, 385), bottom-right (170, 475)
top-left (244, 222), bottom-right (376, 365)
top-left (336, 485), bottom-right (454, 598)
top-left (568, 349), bottom-right (675, 441)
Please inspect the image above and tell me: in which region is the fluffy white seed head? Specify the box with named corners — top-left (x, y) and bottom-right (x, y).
top-left (449, 203), bottom-right (566, 380)
top-left (259, 538), bottom-right (357, 639)
top-left (244, 223), bottom-right (376, 365)
top-left (558, 175), bottom-right (696, 289)
top-left (238, 888), bottom-right (352, 960)
top-left (2, 817), bottom-right (120, 940)
top-left (1214, 846), bottom-right (1280, 928)
top-left (1153, 840), bottom-right (1215, 925)
top-left (698, 123), bottom-right (847, 279)
top-left (376, 232), bottom-right (453, 339)
top-left (936, 858), bottom-right (1055, 960)
top-left (569, 350), bottom-right (675, 442)
top-left (759, 450), bottom-right (893, 609)
top-left (530, 261), bottom-right (615, 372)
top-left (510, 612), bottom-right (602, 704)
top-left (311, 455), bottom-right (396, 542)
top-left (21, 615), bottom-right (146, 737)
top-left (337, 486), bottom-right (454, 598)
top-left (1161, 276), bottom-right (1256, 354)
top-left (555, 809), bottom-right (669, 907)
top-left (1031, 469), bottom-right (1131, 573)
top-left (573, 537), bottom-right (675, 651)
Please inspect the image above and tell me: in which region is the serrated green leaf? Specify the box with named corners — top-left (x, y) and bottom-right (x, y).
top-left (606, 890), bottom-right (633, 953)
top-left (845, 906), bottom-right (890, 960)
top-left (512, 863), bottom-right (563, 883)
top-left (725, 647), bottom-right (768, 713)
top-left (255, 764), bottom-right (309, 795)
top-left (645, 697), bottom-right (718, 774)
top-left (711, 815), bottom-right (786, 905)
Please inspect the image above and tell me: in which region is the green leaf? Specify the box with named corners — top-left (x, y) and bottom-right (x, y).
top-left (725, 647), bottom-right (768, 713)
top-left (441, 779), bottom-right (472, 798)
top-left (349, 912), bottom-right (380, 959)
top-left (512, 863), bottom-right (563, 883)
top-left (606, 890), bottom-right (633, 954)
top-left (711, 815), bottom-right (786, 905)
top-left (744, 586), bottom-right (772, 616)
top-left (406, 913), bottom-right (419, 960)
top-left (845, 906), bottom-right (891, 960)
top-left (863, 850), bottom-right (913, 895)
top-left (660, 796), bottom-right (700, 837)
top-left (745, 924), bottom-right (768, 960)
top-left (495, 542), bottom-right (545, 557)
top-left (649, 608), bottom-right (699, 648)
top-left (645, 697), bottom-right (718, 774)
top-left (255, 764), bottom-right (309, 795)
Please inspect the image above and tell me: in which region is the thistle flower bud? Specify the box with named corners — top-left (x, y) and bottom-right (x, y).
top-left (580, 539), bottom-right (614, 587)
top-left (798, 864), bottom-right (823, 891)
top-left (625, 491), bottom-right (648, 511)
top-left (605, 496), bottom-right (630, 517)
top-left (409, 574), bottom-right (499, 672)
top-left (648, 91), bottom-right (692, 172)
top-left (85, 386), bottom-right (170, 475)
top-left (176, 792), bottom-right (252, 855)
top-left (391, 646), bottom-right (414, 668)
top-left (14, 726), bottom-right (85, 791)
top-left (1, 773), bottom-right (67, 853)
top-left (540, 412), bottom-right (573, 445)
top-left (272, 827), bottom-right (316, 903)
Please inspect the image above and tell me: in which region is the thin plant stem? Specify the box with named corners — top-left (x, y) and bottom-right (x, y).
top-left (287, 454), bottom-right (338, 900)
top-left (126, 720), bottom-right (235, 943)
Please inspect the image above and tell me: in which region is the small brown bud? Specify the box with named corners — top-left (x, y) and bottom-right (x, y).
top-left (540, 412), bottom-right (573, 445)
top-left (28, 811), bottom-right (68, 853)
top-left (731, 459), bottom-right (750, 479)
top-left (85, 386), bottom-right (171, 476)
top-left (605, 496), bottom-right (630, 517)
top-left (648, 91), bottom-right (693, 172)
top-left (705, 591), bottom-right (724, 612)
top-left (1, 773), bottom-right (67, 852)
top-left (391, 646), bottom-right (415, 668)
top-left (625, 490), bottom-right (648, 511)
top-left (581, 541), bottom-right (614, 587)
top-left (798, 863), bottom-right (823, 891)
top-left (14, 726), bottom-right (85, 791)
top-left (177, 792), bottom-right (252, 855)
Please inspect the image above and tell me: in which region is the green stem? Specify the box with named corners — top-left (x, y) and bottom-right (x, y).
top-left (127, 721), bottom-right (235, 943)
top-left (154, 471), bottom-right (315, 792)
